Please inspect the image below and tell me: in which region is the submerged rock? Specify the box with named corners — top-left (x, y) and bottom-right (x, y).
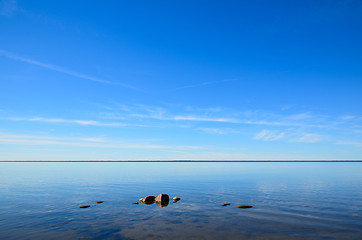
top-left (79, 205), bottom-right (91, 208)
top-left (96, 201), bottom-right (104, 204)
top-left (139, 196), bottom-right (156, 204)
top-left (237, 205), bottom-right (253, 209)
top-left (155, 194), bottom-right (169, 202)
top-left (132, 202), bottom-right (139, 204)
top-left (221, 203), bottom-right (230, 206)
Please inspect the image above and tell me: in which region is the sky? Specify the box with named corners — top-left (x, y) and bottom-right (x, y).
top-left (1, 0), bottom-right (362, 161)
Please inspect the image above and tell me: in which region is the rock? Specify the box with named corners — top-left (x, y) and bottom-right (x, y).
top-left (155, 194), bottom-right (169, 202)
top-left (156, 200), bottom-right (169, 207)
top-left (237, 205), bottom-right (253, 209)
top-left (96, 201), bottom-right (104, 204)
top-left (79, 205), bottom-right (91, 208)
top-left (173, 196), bottom-right (181, 201)
top-left (221, 203), bottom-right (230, 206)
top-left (139, 196), bottom-right (156, 204)
top-left (132, 202), bottom-right (139, 204)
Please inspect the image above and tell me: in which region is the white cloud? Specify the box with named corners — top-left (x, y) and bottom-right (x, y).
top-left (101, 103), bottom-right (337, 129)
top-left (335, 141), bottom-right (362, 148)
top-left (0, 133), bottom-right (202, 150)
top-left (293, 133), bottom-right (323, 143)
top-left (199, 128), bottom-right (226, 135)
top-left (254, 130), bottom-right (285, 141)
top-left (167, 151), bottom-right (320, 161)
top-left (340, 115), bottom-right (355, 120)
top-left (0, 49), bottom-right (143, 91)
top-left (80, 137), bottom-right (106, 142)
top-left (173, 116), bottom-right (238, 123)
top-left (7, 117), bottom-right (127, 127)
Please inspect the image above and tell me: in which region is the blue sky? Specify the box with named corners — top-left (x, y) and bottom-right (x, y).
top-left (1, 0), bottom-right (362, 160)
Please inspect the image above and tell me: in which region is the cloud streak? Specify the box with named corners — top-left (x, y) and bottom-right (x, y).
top-left (335, 141), bottom-right (362, 148)
top-left (0, 133), bottom-right (202, 150)
top-left (254, 130), bottom-right (285, 141)
top-left (0, 49), bottom-right (143, 92)
top-left (7, 117), bottom-right (127, 127)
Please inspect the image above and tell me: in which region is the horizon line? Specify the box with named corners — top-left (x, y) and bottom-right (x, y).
top-left (1, 160), bottom-right (362, 162)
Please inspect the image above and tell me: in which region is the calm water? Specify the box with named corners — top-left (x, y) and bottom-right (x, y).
top-left (0, 162), bottom-right (361, 240)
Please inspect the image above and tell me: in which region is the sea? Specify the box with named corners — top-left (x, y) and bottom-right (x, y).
top-left (0, 161), bottom-right (361, 240)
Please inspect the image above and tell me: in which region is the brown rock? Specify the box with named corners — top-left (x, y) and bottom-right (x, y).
top-left (139, 196), bottom-right (156, 204)
top-left (96, 201), bottom-right (104, 204)
top-left (173, 196), bottom-right (181, 201)
top-left (221, 203), bottom-right (230, 206)
top-left (79, 205), bottom-right (91, 208)
top-left (237, 205), bottom-right (253, 209)
top-left (132, 202), bottom-right (139, 204)
top-left (155, 194), bottom-right (169, 202)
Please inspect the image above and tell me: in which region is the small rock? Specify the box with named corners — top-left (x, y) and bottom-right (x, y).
top-left (221, 203), bottom-right (230, 206)
top-left (139, 196), bottom-right (156, 204)
top-left (96, 201), bottom-right (104, 204)
top-left (132, 202), bottom-right (139, 204)
top-left (155, 194), bottom-right (169, 202)
top-left (237, 205), bottom-right (253, 209)
top-left (173, 196), bottom-right (181, 201)
top-left (79, 205), bottom-right (91, 208)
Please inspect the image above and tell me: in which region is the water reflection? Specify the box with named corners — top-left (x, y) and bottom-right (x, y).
top-left (156, 200), bottom-right (169, 207)
top-left (140, 199), bottom-right (170, 207)
top-left (0, 162), bottom-right (362, 240)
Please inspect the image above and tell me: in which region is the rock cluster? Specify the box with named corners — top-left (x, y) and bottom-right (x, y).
top-left (138, 194), bottom-right (180, 207)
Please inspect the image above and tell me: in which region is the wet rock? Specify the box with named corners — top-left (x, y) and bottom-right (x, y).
top-left (237, 205), bottom-right (253, 209)
top-left (155, 194), bottom-right (169, 202)
top-left (221, 203), bottom-right (230, 206)
top-left (79, 205), bottom-right (91, 208)
top-left (139, 196), bottom-right (156, 204)
top-left (132, 202), bottom-right (139, 204)
top-left (173, 196), bottom-right (181, 201)
top-left (96, 201), bottom-right (104, 204)
top-left (156, 200), bottom-right (169, 208)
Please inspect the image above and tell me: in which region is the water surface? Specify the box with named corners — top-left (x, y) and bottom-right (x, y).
top-left (0, 162), bottom-right (361, 239)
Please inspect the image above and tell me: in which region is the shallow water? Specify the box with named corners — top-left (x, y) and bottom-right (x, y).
top-left (0, 162), bottom-right (361, 239)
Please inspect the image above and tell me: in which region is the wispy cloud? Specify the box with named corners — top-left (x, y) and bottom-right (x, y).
top-left (0, 0), bottom-right (17, 16)
top-left (103, 104), bottom-right (334, 128)
top-left (335, 141), bottom-right (362, 148)
top-left (292, 133), bottom-right (323, 143)
top-left (254, 130), bottom-right (285, 141)
top-left (7, 117), bottom-right (127, 127)
top-left (199, 128), bottom-right (226, 135)
top-left (172, 116), bottom-right (238, 123)
top-left (0, 133), bottom-right (202, 150)
top-left (0, 49), bottom-right (144, 92)
top-left (167, 151), bottom-right (320, 161)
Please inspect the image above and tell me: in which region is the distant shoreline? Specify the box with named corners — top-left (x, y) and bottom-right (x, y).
top-left (1, 160), bottom-right (362, 162)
